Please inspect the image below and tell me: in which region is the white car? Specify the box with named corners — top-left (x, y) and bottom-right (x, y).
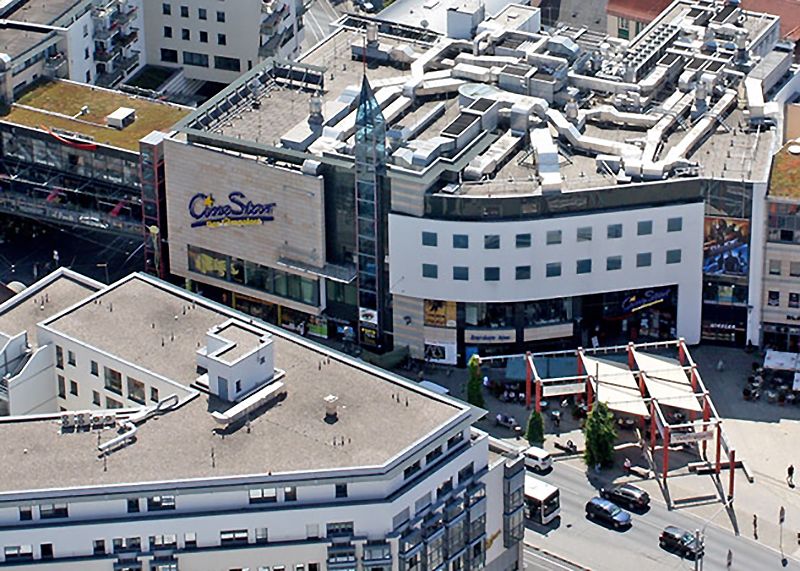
top-left (523, 445), bottom-right (552, 472)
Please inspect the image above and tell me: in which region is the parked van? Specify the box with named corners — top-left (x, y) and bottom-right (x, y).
top-left (523, 446), bottom-right (552, 472)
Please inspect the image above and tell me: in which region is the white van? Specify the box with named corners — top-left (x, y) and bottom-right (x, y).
top-left (523, 446), bottom-right (552, 472)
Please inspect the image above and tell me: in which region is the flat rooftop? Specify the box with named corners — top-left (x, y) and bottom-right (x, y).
top-left (769, 141), bottom-right (800, 200)
top-left (0, 24), bottom-right (53, 58)
top-left (0, 275), bottom-right (464, 492)
top-left (0, 0), bottom-right (83, 25)
top-left (4, 80), bottom-right (191, 152)
top-left (216, 322), bottom-right (266, 363)
top-left (0, 271), bottom-right (100, 346)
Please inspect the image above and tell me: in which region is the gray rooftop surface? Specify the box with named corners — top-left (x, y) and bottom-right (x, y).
top-left (0, 275), bottom-right (464, 493)
top-left (216, 323), bottom-right (266, 363)
top-left (0, 25), bottom-right (53, 58)
top-left (1, 0), bottom-right (84, 25)
top-left (0, 273), bottom-right (99, 346)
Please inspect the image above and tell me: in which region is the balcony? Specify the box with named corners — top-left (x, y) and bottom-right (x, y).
top-left (112, 5), bottom-right (138, 28)
top-left (117, 29), bottom-right (138, 48)
top-left (96, 67), bottom-right (124, 87)
top-left (44, 52), bottom-right (67, 76)
top-left (94, 23), bottom-right (121, 41)
top-left (120, 53), bottom-right (140, 74)
top-left (95, 44), bottom-right (122, 62)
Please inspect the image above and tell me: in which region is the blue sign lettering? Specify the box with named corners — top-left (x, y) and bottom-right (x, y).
top-left (621, 289), bottom-right (670, 314)
top-left (189, 191), bottom-right (276, 228)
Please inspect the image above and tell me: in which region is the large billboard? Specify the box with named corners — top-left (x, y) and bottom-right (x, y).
top-left (703, 216), bottom-right (749, 276)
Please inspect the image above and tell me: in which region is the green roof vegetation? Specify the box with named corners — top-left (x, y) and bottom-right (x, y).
top-left (770, 143), bottom-right (800, 200)
top-left (2, 80), bottom-right (189, 151)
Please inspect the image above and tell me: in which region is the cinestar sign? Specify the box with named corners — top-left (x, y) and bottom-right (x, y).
top-left (189, 191), bottom-right (276, 228)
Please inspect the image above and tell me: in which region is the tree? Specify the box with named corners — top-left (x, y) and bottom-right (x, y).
top-left (526, 410), bottom-right (544, 445)
top-left (583, 401), bottom-right (617, 468)
top-left (466, 354), bottom-right (485, 408)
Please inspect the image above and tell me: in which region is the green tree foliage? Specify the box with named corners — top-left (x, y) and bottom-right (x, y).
top-left (526, 410), bottom-right (545, 445)
top-left (466, 354), bottom-right (485, 408)
top-left (583, 401), bottom-right (617, 467)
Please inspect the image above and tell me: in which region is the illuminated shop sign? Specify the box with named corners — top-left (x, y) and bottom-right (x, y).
top-left (189, 191), bottom-right (276, 228)
top-left (621, 289), bottom-right (671, 313)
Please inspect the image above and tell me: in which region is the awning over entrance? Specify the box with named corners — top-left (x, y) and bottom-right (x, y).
top-left (580, 355), bottom-right (649, 418)
top-left (633, 351), bottom-right (702, 412)
top-left (764, 350), bottom-right (800, 371)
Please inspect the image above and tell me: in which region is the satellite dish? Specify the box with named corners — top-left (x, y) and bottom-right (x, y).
top-left (788, 145), bottom-right (800, 155)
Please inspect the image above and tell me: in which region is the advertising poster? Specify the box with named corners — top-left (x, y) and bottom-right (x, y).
top-left (703, 216), bottom-right (749, 276)
top-left (424, 300), bottom-right (457, 328)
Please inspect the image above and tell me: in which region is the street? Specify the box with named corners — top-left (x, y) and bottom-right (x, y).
top-left (526, 459), bottom-right (799, 570)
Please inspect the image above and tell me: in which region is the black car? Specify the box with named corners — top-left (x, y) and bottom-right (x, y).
top-left (600, 484), bottom-right (650, 510)
top-left (585, 497), bottom-right (632, 529)
top-left (659, 526), bottom-right (703, 559)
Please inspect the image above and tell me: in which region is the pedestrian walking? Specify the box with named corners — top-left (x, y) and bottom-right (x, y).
top-left (789, 464), bottom-right (795, 487)
top-left (753, 513), bottom-right (758, 539)
top-left (52, 249), bottom-right (60, 267)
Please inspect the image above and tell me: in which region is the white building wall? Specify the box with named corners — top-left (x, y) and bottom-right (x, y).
top-left (389, 202), bottom-right (705, 344)
top-left (65, 11), bottom-right (95, 84)
top-left (7, 345), bottom-right (57, 415)
top-left (748, 181), bottom-right (768, 345)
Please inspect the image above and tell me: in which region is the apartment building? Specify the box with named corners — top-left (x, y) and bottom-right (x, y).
top-left (161, 0), bottom-right (798, 362)
top-left (143, 0), bottom-right (305, 84)
top-left (0, 270), bottom-right (524, 571)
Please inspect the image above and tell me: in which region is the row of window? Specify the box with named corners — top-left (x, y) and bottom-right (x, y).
top-left (767, 291), bottom-right (800, 309)
top-left (421, 250), bottom-right (682, 281)
top-left (162, 3), bottom-right (226, 21)
top-left (767, 259), bottom-right (800, 277)
top-left (164, 26), bottom-right (227, 45)
top-left (404, 432), bottom-right (464, 481)
top-left (421, 218), bottom-right (683, 249)
top-left (160, 49), bottom-right (241, 71)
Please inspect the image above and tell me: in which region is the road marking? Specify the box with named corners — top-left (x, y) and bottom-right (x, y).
top-left (524, 548), bottom-right (580, 571)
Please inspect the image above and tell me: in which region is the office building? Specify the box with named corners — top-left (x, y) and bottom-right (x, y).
top-left (0, 79), bottom-right (189, 274)
top-left (0, 270), bottom-right (524, 570)
top-left (163, 0), bottom-right (797, 363)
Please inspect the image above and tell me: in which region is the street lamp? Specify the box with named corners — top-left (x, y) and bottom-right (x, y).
top-left (694, 495), bottom-right (736, 571)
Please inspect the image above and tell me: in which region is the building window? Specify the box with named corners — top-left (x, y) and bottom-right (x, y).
top-left (41, 543), bottom-right (53, 559)
top-left (112, 537), bottom-right (141, 552)
top-left (607, 256), bottom-right (622, 271)
top-left (127, 499), bottom-right (139, 513)
top-left (200, 30), bottom-right (208, 43)
top-left (19, 507), bottom-right (31, 521)
top-left (284, 486), bottom-right (297, 501)
top-left (184, 532), bottom-right (197, 548)
top-left (67, 350), bottom-right (75, 366)
top-left (93, 540), bottom-right (105, 555)
top-left (453, 234), bottom-right (469, 248)
top-left (3, 546), bottom-right (32, 560)
top-left (607, 223), bottom-right (623, 239)
top-left (791, 262), bottom-right (800, 277)
top-left (448, 431), bottom-right (464, 448)
top-left (326, 522), bottom-right (354, 537)
top-left (255, 528), bottom-right (269, 544)
top-left (422, 264), bottom-right (438, 279)
top-left (546, 230), bottom-right (561, 245)
top-left (484, 235), bottom-right (500, 249)
top-left (106, 397), bottom-right (122, 409)
top-left (40, 503), bottom-right (68, 519)
top-left (426, 446), bottom-right (442, 463)
top-left (150, 535), bottom-right (177, 549)
top-left (768, 291), bottom-right (781, 307)
top-left (181, 28), bottom-right (190, 40)
top-left (667, 217), bottom-right (683, 232)
top-left (220, 530), bottom-right (248, 545)
top-left (453, 266), bottom-right (469, 281)
top-left (235, 380), bottom-right (242, 393)
top-left (90, 360), bottom-right (98, 376)
top-left (164, 25), bottom-right (172, 38)
top-left (404, 460), bottom-right (421, 479)
top-left (183, 51), bottom-right (209, 67)
top-left (637, 220), bottom-right (653, 236)
top-left (249, 488), bottom-right (278, 503)
top-left (422, 231), bottom-right (437, 246)
top-left (147, 495), bottom-right (176, 511)
top-left (790, 293), bottom-right (800, 309)
top-left (214, 54), bottom-right (241, 70)
top-left (666, 249), bottom-right (682, 264)
top-left (636, 252), bottom-right (652, 267)
top-left (216, 10), bottom-right (225, 22)
top-left (546, 262), bottom-right (561, 277)
top-left (577, 227), bottom-right (592, 242)
top-left (335, 484), bottom-right (348, 498)
top-left (104, 367), bottom-right (122, 394)
top-left (576, 259), bottom-right (592, 274)
top-left (516, 233), bottom-right (531, 248)
top-left (217, 33), bottom-right (227, 45)
top-left (127, 378), bottom-right (145, 404)
top-left (198, 7), bottom-right (207, 19)
top-left (161, 48), bottom-right (178, 63)
top-left (151, 387), bottom-right (160, 402)
top-left (55, 346), bottom-right (64, 369)
top-left (484, 267), bottom-right (500, 281)
top-left (769, 259), bottom-right (782, 275)
top-left (162, 2), bottom-right (171, 15)
top-left (92, 390), bottom-right (101, 406)
top-left (57, 375), bottom-right (66, 398)
top-left (69, 380), bottom-right (78, 396)
top-left (515, 265), bottom-right (531, 280)
top-left (180, 5), bottom-right (188, 17)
